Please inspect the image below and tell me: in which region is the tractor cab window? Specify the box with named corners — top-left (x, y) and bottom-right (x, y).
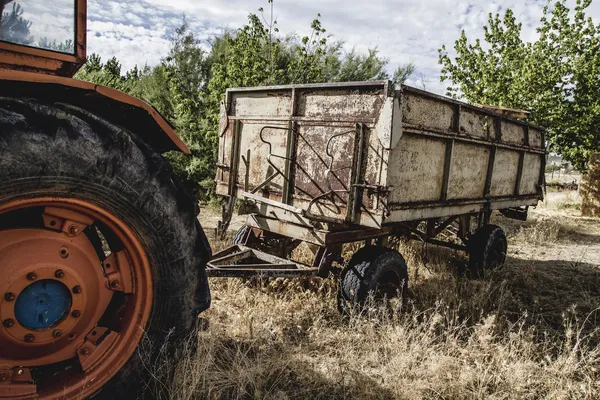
top-left (0, 0), bottom-right (75, 54)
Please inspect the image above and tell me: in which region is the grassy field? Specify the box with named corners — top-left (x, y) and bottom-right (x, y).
top-left (156, 191), bottom-right (600, 399)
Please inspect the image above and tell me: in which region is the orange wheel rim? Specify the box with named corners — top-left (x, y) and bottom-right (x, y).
top-left (0, 197), bottom-right (152, 399)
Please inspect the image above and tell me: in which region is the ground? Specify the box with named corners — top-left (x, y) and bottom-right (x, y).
top-left (155, 191), bottom-right (599, 399)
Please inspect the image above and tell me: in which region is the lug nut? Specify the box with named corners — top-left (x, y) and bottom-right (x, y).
top-left (80, 347), bottom-right (90, 356)
top-left (59, 246), bottom-right (69, 258)
top-left (24, 334), bottom-right (35, 343)
top-left (3, 318), bottom-right (14, 328)
top-left (16, 369), bottom-right (23, 376)
top-left (68, 225), bottom-right (79, 235)
top-left (110, 280), bottom-right (120, 289)
top-left (4, 292), bottom-right (15, 302)
top-left (71, 310), bottom-right (81, 318)
top-left (72, 285), bottom-right (82, 294)
top-left (55, 269), bottom-right (65, 279)
top-left (27, 272), bottom-right (37, 281)
top-left (52, 329), bottom-right (62, 338)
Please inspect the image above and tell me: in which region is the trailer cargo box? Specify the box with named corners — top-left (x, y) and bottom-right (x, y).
top-left (216, 81), bottom-right (544, 229)
top-left (210, 81), bottom-right (545, 306)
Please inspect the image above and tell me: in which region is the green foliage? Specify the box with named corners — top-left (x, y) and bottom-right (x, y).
top-left (76, 0), bottom-right (409, 201)
top-left (439, 0), bottom-right (600, 171)
top-left (329, 48), bottom-right (388, 82)
top-left (75, 55), bottom-right (140, 93)
top-left (392, 62), bottom-right (416, 85)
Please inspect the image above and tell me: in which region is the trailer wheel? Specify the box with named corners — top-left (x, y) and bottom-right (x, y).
top-left (468, 224), bottom-right (507, 278)
top-left (0, 99), bottom-right (211, 399)
top-left (338, 246), bottom-right (408, 313)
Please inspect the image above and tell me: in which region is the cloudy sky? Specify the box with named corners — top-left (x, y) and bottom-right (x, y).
top-left (82, 0), bottom-right (600, 95)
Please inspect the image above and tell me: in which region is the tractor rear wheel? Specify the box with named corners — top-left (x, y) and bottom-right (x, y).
top-left (0, 98), bottom-right (211, 399)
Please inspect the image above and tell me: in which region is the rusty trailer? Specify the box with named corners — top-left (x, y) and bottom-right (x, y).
top-left (208, 81), bottom-right (545, 306)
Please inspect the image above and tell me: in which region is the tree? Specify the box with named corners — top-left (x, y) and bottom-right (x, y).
top-left (439, 0), bottom-right (600, 171)
top-left (76, 1), bottom-right (401, 201)
top-left (0, 2), bottom-right (32, 45)
top-left (392, 62), bottom-right (416, 85)
top-left (75, 54), bottom-right (140, 93)
top-left (330, 48), bottom-right (389, 82)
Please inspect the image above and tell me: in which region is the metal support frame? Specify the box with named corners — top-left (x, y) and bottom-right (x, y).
top-left (206, 245), bottom-right (317, 278)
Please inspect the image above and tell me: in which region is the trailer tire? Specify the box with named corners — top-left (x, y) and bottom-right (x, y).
top-left (338, 246), bottom-right (408, 313)
top-left (0, 98), bottom-right (211, 399)
top-left (468, 224), bottom-right (507, 278)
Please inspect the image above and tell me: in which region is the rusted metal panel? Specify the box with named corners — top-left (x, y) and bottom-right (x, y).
top-left (500, 120), bottom-right (527, 146)
top-left (490, 149), bottom-right (520, 197)
top-left (295, 124), bottom-right (355, 200)
top-left (519, 153), bottom-right (543, 195)
top-left (459, 108), bottom-right (491, 139)
top-left (231, 92), bottom-right (292, 117)
top-left (236, 122), bottom-right (288, 191)
top-left (296, 89), bottom-right (384, 119)
top-left (528, 127), bottom-right (544, 148)
top-left (447, 143), bottom-right (489, 200)
top-left (402, 91), bottom-right (455, 132)
top-left (387, 134), bottom-right (446, 203)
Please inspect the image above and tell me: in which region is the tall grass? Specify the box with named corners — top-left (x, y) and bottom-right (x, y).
top-left (149, 192), bottom-right (600, 399)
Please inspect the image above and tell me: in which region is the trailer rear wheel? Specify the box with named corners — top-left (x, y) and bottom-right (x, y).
top-left (338, 246), bottom-right (408, 313)
top-left (0, 99), bottom-right (211, 399)
top-left (468, 224), bottom-right (507, 278)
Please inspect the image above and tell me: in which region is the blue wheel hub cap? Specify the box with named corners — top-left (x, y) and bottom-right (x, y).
top-left (14, 279), bottom-right (72, 329)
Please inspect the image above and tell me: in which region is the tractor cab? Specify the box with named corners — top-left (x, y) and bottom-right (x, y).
top-left (0, 0), bottom-right (85, 76)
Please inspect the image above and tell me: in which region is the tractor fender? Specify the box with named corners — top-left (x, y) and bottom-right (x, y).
top-left (0, 70), bottom-right (189, 154)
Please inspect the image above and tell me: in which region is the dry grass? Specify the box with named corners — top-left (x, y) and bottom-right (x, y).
top-left (148, 191), bottom-right (600, 399)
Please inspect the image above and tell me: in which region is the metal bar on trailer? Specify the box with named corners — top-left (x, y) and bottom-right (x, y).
top-left (494, 117), bottom-right (502, 141)
top-left (212, 264), bottom-right (300, 269)
top-left (390, 194), bottom-right (541, 210)
top-left (282, 120), bottom-right (296, 204)
top-left (250, 172), bottom-right (280, 194)
top-left (227, 119), bottom-right (241, 197)
top-left (415, 236), bottom-right (468, 252)
top-left (247, 214), bottom-right (327, 246)
top-left (324, 226), bottom-right (396, 245)
top-left (402, 126), bottom-right (545, 155)
top-left (440, 139), bottom-right (455, 201)
top-left (432, 216), bottom-right (457, 237)
top-left (206, 268), bottom-right (318, 278)
top-left (453, 104), bottom-right (461, 133)
top-left (349, 123), bottom-right (367, 223)
top-left (240, 191), bottom-right (304, 214)
top-left (484, 146), bottom-right (497, 197)
top-left (514, 151), bottom-right (525, 196)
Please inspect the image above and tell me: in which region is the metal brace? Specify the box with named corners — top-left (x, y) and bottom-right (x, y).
top-left (0, 367), bottom-right (36, 398)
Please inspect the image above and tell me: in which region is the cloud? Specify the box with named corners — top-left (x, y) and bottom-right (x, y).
top-left (83, 0), bottom-right (600, 95)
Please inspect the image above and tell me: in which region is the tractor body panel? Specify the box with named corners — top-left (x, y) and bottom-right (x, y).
top-left (0, 71), bottom-right (190, 154)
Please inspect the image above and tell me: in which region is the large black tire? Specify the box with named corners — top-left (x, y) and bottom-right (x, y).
top-left (468, 224), bottom-right (507, 278)
top-left (338, 246), bottom-right (408, 313)
top-left (0, 98), bottom-right (211, 398)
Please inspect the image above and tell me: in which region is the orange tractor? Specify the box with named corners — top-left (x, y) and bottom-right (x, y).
top-left (0, 1), bottom-right (211, 398)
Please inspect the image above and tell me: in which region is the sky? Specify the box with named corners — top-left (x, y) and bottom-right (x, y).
top-left (57, 0), bottom-right (600, 95)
